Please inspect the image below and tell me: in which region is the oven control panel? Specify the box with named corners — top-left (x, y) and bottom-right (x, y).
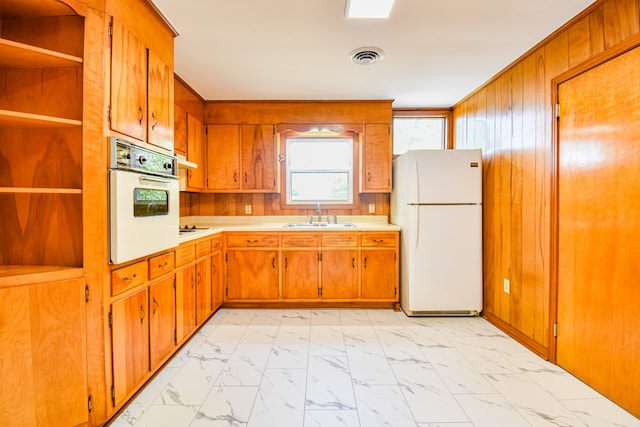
top-left (110, 137), bottom-right (177, 178)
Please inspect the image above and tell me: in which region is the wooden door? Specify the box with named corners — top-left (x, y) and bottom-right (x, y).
top-left (111, 287), bottom-right (149, 407)
top-left (361, 123), bottom-right (391, 192)
top-left (175, 265), bottom-right (196, 343)
top-left (0, 279), bottom-right (88, 427)
top-left (110, 19), bottom-right (147, 141)
top-left (320, 249), bottom-right (358, 299)
top-left (195, 257), bottom-right (212, 325)
top-left (174, 104), bottom-right (187, 156)
top-left (556, 45), bottom-right (640, 418)
top-left (226, 250), bottom-right (279, 299)
top-left (149, 275), bottom-right (175, 371)
top-left (147, 50), bottom-right (173, 151)
top-left (241, 124), bottom-right (276, 191)
top-left (207, 124), bottom-right (240, 191)
top-left (361, 250), bottom-right (397, 299)
top-left (282, 250), bottom-right (319, 299)
top-left (211, 249), bottom-right (224, 310)
top-left (186, 114), bottom-right (204, 191)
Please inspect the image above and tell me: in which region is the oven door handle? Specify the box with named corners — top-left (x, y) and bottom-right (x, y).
top-left (138, 175), bottom-right (177, 184)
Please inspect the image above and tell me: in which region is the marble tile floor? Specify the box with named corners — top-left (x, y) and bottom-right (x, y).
top-left (109, 309), bottom-right (640, 427)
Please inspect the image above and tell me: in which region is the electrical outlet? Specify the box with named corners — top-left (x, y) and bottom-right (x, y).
top-left (503, 278), bottom-right (510, 294)
top-left (245, 204), bottom-right (252, 214)
top-left (368, 203), bottom-right (375, 213)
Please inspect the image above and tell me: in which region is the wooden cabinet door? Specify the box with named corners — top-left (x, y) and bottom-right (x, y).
top-left (320, 249), bottom-right (358, 299)
top-left (211, 249), bottom-right (224, 310)
top-left (282, 250), bottom-right (320, 299)
top-left (111, 287), bottom-right (149, 407)
top-left (361, 123), bottom-right (391, 192)
top-left (207, 124), bottom-right (240, 191)
top-left (361, 250), bottom-right (397, 300)
top-left (226, 250), bottom-right (279, 299)
top-left (110, 19), bottom-right (147, 142)
top-left (147, 50), bottom-right (173, 151)
top-left (241, 124), bottom-right (276, 191)
top-left (186, 114), bottom-right (205, 191)
top-left (0, 279), bottom-right (88, 427)
top-left (149, 275), bottom-right (175, 371)
top-left (174, 104), bottom-right (187, 156)
top-left (195, 257), bottom-right (212, 325)
top-left (175, 265), bottom-right (196, 343)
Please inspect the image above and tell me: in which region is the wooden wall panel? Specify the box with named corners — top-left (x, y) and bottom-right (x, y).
top-left (453, 0), bottom-right (640, 357)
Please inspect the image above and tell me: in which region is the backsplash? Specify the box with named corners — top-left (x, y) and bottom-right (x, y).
top-left (180, 192), bottom-right (390, 217)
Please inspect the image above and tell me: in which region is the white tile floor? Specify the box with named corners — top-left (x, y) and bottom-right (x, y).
top-left (109, 309), bottom-right (640, 427)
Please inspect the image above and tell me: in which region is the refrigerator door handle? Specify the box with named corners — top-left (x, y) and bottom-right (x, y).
top-left (414, 207), bottom-right (420, 251)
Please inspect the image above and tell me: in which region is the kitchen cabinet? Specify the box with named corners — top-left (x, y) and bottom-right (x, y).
top-left (110, 18), bottom-right (173, 152)
top-left (360, 123), bottom-right (392, 193)
top-left (320, 234), bottom-right (359, 299)
top-left (226, 249), bottom-right (279, 299)
top-left (195, 256), bottom-right (212, 325)
top-left (111, 287), bottom-right (149, 408)
top-left (283, 250), bottom-right (320, 299)
top-left (185, 113), bottom-right (205, 191)
top-left (147, 50), bottom-right (173, 151)
top-left (174, 103), bottom-right (187, 156)
top-left (175, 264), bottom-right (196, 343)
top-left (149, 275), bottom-right (176, 371)
top-left (110, 19), bottom-right (147, 142)
top-left (0, 277), bottom-right (88, 427)
top-left (206, 124), bottom-right (277, 192)
top-left (360, 233), bottom-right (398, 300)
top-left (211, 239), bottom-right (224, 310)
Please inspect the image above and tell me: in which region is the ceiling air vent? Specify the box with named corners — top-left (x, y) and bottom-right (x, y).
top-left (348, 47), bottom-right (385, 65)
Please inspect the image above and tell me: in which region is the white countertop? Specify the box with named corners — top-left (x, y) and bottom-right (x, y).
top-left (178, 215), bottom-right (400, 243)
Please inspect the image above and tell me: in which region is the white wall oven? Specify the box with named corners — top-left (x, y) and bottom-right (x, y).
top-left (109, 137), bottom-right (179, 264)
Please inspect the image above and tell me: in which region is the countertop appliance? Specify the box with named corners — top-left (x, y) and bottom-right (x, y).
top-left (109, 137), bottom-right (179, 264)
top-left (391, 149), bottom-right (483, 316)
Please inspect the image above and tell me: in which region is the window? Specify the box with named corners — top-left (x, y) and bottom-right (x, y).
top-left (285, 137), bottom-right (354, 205)
top-left (393, 110), bottom-right (451, 154)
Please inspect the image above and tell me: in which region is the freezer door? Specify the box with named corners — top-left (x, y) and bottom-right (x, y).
top-left (402, 204), bottom-right (482, 313)
top-left (405, 149), bottom-right (482, 204)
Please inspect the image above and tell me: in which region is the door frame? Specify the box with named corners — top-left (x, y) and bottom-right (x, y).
top-left (549, 31), bottom-right (640, 363)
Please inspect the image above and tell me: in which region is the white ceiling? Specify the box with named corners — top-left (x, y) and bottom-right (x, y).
top-left (151, 0), bottom-right (595, 108)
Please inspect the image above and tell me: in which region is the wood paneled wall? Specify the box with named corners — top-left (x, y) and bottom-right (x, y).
top-left (452, 0), bottom-right (640, 356)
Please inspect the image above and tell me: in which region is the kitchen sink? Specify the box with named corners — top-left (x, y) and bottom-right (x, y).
top-left (283, 223), bottom-right (357, 228)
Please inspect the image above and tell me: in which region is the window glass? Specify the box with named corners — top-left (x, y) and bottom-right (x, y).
top-left (286, 137), bottom-right (353, 204)
top-left (393, 117), bottom-right (446, 154)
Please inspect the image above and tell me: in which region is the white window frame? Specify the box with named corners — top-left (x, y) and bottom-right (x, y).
top-left (393, 109), bottom-right (452, 154)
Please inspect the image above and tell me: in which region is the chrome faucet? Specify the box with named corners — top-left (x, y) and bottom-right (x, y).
top-left (316, 202), bottom-right (322, 222)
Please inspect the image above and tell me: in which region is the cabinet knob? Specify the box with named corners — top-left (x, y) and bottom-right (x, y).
top-left (151, 112), bottom-right (158, 130)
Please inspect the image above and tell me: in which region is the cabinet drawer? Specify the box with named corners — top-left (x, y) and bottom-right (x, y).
top-left (361, 233), bottom-right (397, 247)
top-left (281, 234), bottom-right (319, 247)
top-left (211, 234), bottom-right (223, 251)
top-left (321, 234), bottom-right (357, 247)
top-left (195, 239), bottom-right (212, 258)
top-left (112, 261), bottom-right (147, 295)
top-left (149, 252), bottom-right (174, 279)
top-left (175, 244), bottom-right (195, 267)
top-left (226, 233), bottom-right (279, 247)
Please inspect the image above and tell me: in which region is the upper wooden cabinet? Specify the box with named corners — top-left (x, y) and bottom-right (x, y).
top-left (185, 113), bottom-right (205, 191)
top-left (361, 123), bottom-right (392, 193)
top-left (110, 19), bottom-right (147, 142)
top-left (206, 124), bottom-right (276, 192)
top-left (174, 103), bottom-right (187, 156)
top-left (147, 50), bottom-right (173, 151)
top-left (110, 18), bottom-right (173, 152)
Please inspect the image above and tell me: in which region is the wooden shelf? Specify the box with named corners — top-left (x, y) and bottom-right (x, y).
top-left (0, 109), bottom-right (82, 128)
top-left (0, 265), bottom-right (83, 288)
top-left (0, 38), bottom-right (83, 68)
top-left (0, 187), bottom-right (82, 194)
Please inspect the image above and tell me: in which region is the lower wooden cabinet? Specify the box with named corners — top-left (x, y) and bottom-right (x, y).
top-left (149, 275), bottom-right (175, 370)
top-left (321, 249), bottom-right (359, 299)
top-left (175, 264), bottom-right (196, 343)
top-left (111, 287), bottom-right (149, 407)
top-left (211, 247), bottom-right (224, 310)
top-left (226, 249), bottom-right (279, 299)
top-left (282, 249), bottom-right (320, 299)
top-left (195, 257), bottom-right (212, 325)
top-left (361, 249), bottom-right (397, 299)
top-left (0, 277), bottom-right (88, 427)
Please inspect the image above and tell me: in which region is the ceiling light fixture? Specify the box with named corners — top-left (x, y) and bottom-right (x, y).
top-left (346, 0), bottom-right (395, 19)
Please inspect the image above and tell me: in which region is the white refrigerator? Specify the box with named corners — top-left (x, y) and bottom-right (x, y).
top-left (391, 149), bottom-right (483, 316)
